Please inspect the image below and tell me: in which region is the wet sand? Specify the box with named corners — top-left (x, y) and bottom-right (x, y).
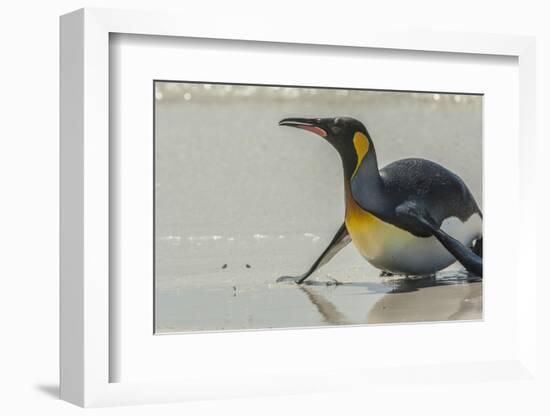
top-left (367, 279), bottom-right (482, 324)
top-left (155, 265), bottom-right (482, 333)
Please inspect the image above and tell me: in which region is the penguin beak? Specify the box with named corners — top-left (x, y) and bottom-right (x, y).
top-left (279, 118), bottom-right (328, 138)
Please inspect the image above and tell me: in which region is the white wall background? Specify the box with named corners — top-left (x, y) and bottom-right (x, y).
top-left (1, 1), bottom-right (548, 415)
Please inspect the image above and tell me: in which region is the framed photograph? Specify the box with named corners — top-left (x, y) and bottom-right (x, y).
top-left (60, 8), bottom-right (538, 407)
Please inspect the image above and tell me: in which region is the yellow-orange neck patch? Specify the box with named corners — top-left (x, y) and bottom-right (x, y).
top-left (352, 132), bottom-right (369, 178)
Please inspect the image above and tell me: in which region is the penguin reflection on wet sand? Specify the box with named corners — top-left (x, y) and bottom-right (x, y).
top-left (277, 117), bottom-right (482, 284)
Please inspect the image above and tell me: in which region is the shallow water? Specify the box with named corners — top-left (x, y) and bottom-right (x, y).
top-left (155, 233), bottom-right (482, 333)
top-left (154, 84), bottom-right (483, 333)
top-left (156, 271), bottom-right (482, 333)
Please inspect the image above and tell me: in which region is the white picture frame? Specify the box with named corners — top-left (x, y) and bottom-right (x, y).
top-left (60, 7), bottom-right (538, 407)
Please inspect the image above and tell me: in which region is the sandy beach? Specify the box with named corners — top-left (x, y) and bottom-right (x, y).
top-left (155, 253), bottom-right (482, 333)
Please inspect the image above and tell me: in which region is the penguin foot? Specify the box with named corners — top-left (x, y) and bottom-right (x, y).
top-left (472, 237), bottom-right (483, 257)
top-left (379, 270), bottom-right (394, 277)
top-left (276, 275), bottom-right (304, 284)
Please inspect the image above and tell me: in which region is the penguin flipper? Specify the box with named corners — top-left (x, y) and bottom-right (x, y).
top-left (277, 223), bottom-right (351, 284)
top-left (395, 202), bottom-right (483, 277)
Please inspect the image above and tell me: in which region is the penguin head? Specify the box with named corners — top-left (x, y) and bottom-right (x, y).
top-left (279, 116), bottom-right (375, 178)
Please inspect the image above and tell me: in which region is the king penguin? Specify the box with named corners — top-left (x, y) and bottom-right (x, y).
top-left (277, 116), bottom-right (482, 284)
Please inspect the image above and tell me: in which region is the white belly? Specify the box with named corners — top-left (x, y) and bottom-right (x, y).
top-left (370, 215), bottom-right (482, 275)
top-left (346, 200), bottom-right (482, 275)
